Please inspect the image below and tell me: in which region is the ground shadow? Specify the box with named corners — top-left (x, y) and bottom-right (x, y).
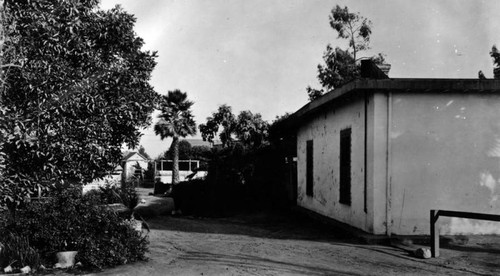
top-left (148, 209), bottom-right (355, 242)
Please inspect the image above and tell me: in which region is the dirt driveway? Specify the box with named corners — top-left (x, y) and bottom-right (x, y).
top-left (83, 189), bottom-right (500, 276)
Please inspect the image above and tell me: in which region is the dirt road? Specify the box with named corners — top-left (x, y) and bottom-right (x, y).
top-left (88, 205), bottom-right (499, 276)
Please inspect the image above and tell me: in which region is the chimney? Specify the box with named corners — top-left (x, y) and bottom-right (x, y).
top-left (360, 60), bottom-right (390, 79)
top-left (494, 67), bottom-right (500, 79)
top-left (377, 64), bottom-right (391, 76)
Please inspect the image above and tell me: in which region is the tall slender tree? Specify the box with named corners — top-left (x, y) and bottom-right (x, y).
top-left (307, 5), bottom-right (386, 101)
top-left (154, 90), bottom-right (196, 184)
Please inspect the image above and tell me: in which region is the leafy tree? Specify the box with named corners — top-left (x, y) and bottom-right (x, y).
top-left (138, 145), bottom-right (151, 160)
top-left (329, 5), bottom-right (372, 61)
top-left (235, 110), bottom-right (269, 148)
top-left (308, 5), bottom-right (385, 100)
top-left (0, 1), bottom-right (158, 210)
top-left (154, 90), bottom-right (196, 184)
top-left (491, 45), bottom-right (500, 68)
top-left (306, 86), bottom-right (324, 101)
top-left (190, 145), bottom-right (212, 161)
top-left (317, 46), bottom-right (359, 93)
top-left (161, 141), bottom-right (211, 162)
top-left (199, 105), bottom-right (269, 148)
top-left (199, 104), bottom-right (235, 147)
top-left (164, 140), bottom-right (192, 160)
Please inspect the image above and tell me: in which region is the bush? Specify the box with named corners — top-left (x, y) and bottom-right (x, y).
top-left (83, 184), bottom-right (122, 205)
top-left (171, 143), bottom-right (289, 217)
top-left (119, 183), bottom-right (139, 211)
top-left (3, 186), bottom-right (148, 270)
top-left (171, 179), bottom-right (209, 216)
top-left (0, 232), bottom-right (40, 270)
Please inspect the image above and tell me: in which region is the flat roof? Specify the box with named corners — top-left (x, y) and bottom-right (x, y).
top-left (279, 78), bottom-right (500, 131)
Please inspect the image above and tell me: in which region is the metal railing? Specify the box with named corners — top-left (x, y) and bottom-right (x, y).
top-left (430, 209), bottom-right (500, 257)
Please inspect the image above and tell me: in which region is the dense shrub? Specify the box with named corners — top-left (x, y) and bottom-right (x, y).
top-left (3, 187), bottom-right (148, 269)
top-left (171, 179), bottom-right (209, 216)
top-left (0, 232), bottom-right (40, 270)
top-left (119, 183), bottom-right (140, 211)
top-left (171, 143), bottom-right (289, 217)
top-left (84, 184), bottom-right (122, 205)
top-left (84, 183), bottom-right (139, 208)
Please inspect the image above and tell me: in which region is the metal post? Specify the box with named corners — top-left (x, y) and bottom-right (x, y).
top-left (430, 209), bottom-right (439, 257)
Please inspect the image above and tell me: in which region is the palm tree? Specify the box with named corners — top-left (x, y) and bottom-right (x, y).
top-left (154, 90), bottom-right (196, 185)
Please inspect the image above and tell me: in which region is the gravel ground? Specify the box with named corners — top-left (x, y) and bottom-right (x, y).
top-left (77, 188), bottom-right (500, 276)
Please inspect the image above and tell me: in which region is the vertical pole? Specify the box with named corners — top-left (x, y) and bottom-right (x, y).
top-left (154, 160), bottom-right (157, 182)
top-left (363, 93), bottom-right (368, 213)
top-left (430, 210), bottom-right (439, 257)
top-left (385, 92), bottom-right (393, 236)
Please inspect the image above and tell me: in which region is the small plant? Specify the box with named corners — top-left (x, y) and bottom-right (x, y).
top-left (115, 183), bottom-right (150, 232)
top-left (0, 232), bottom-right (40, 271)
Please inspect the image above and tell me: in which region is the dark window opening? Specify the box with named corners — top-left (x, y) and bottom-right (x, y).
top-left (339, 128), bottom-right (352, 205)
top-left (179, 161), bottom-right (190, 171)
top-left (306, 140), bottom-right (314, 197)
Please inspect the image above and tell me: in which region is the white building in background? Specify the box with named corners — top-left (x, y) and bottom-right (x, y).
top-left (155, 159), bottom-right (207, 184)
top-left (122, 152), bottom-right (149, 182)
top-left (83, 151), bottom-right (151, 193)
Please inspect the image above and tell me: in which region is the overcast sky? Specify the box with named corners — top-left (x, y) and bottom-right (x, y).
top-left (99, 0), bottom-right (500, 158)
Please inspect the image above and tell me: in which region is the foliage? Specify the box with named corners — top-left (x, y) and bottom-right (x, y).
top-left (163, 140), bottom-right (192, 160)
top-left (118, 183), bottom-right (140, 211)
top-left (199, 105), bottom-right (269, 148)
top-left (317, 45), bottom-right (359, 92)
top-left (0, 1), bottom-right (159, 209)
top-left (3, 187), bottom-right (148, 269)
top-left (172, 143), bottom-right (289, 217)
top-left (84, 182), bottom-right (140, 212)
top-left (329, 5), bottom-right (372, 61)
top-left (84, 184), bottom-right (122, 205)
top-left (306, 86), bottom-right (324, 101)
top-left (491, 45), bottom-right (500, 68)
top-left (154, 90), bottom-right (197, 184)
top-left (144, 161), bottom-right (155, 181)
top-left (307, 5), bottom-right (386, 100)
top-left (163, 143), bottom-right (212, 161)
top-left (199, 104), bottom-right (235, 147)
top-left (162, 142), bottom-right (212, 171)
top-left (0, 232), bottom-right (41, 270)
top-left (268, 112), bottom-right (292, 144)
top-left (235, 111), bottom-right (269, 148)
top-left (138, 145), bottom-right (151, 160)
top-left (191, 145), bottom-right (212, 161)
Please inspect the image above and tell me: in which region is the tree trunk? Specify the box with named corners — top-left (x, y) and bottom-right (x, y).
top-left (171, 136), bottom-right (180, 184)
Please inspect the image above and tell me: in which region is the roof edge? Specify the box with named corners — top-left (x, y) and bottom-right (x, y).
top-left (278, 78), bottom-right (500, 131)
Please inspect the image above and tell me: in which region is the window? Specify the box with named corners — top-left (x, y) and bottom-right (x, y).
top-left (164, 161), bottom-right (173, 171)
top-left (191, 161), bottom-right (199, 170)
top-left (339, 128), bottom-right (352, 205)
top-left (179, 161), bottom-right (190, 171)
top-left (306, 140), bottom-right (314, 197)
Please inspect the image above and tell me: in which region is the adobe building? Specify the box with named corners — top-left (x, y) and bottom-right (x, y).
top-left (277, 61), bottom-right (500, 236)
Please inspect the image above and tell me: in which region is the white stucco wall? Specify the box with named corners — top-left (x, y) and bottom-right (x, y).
top-left (389, 92), bottom-right (500, 235)
top-left (296, 96), bottom-right (370, 232)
